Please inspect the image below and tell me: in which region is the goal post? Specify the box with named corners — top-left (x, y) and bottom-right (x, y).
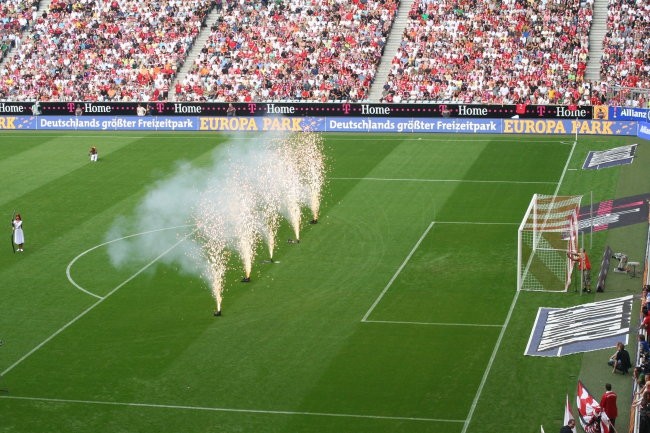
top-left (518, 194), bottom-right (582, 292)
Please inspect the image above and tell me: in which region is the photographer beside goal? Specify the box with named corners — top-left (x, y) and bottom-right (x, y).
top-left (568, 248), bottom-right (592, 293)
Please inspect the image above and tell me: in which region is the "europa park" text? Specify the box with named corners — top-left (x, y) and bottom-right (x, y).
top-left (199, 117), bottom-right (303, 131)
top-left (503, 120), bottom-right (616, 135)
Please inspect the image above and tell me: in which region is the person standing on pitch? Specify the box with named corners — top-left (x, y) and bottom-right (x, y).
top-left (568, 248), bottom-right (591, 293)
top-left (89, 146), bottom-right (98, 162)
top-left (12, 213), bottom-right (24, 252)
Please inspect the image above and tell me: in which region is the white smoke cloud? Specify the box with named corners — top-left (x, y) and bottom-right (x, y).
top-left (106, 129), bottom-right (326, 307)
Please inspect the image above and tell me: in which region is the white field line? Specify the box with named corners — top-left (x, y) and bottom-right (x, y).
top-left (523, 308), bottom-right (544, 356)
top-left (461, 139), bottom-right (578, 433)
top-left (2, 230), bottom-right (194, 377)
top-left (0, 134), bottom-right (569, 145)
top-left (0, 395), bottom-right (465, 424)
top-left (364, 320), bottom-right (503, 328)
top-left (66, 225), bottom-right (192, 299)
top-left (361, 221), bottom-right (435, 322)
top-left (331, 177), bottom-right (556, 185)
top-left (461, 291), bottom-right (519, 433)
top-left (432, 221), bottom-right (518, 225)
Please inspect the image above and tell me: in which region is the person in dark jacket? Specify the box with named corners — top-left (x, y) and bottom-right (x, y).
top-left (559, 418), bottom-right (575, 433)
top-left (608, 341), bottom-right (632, 374)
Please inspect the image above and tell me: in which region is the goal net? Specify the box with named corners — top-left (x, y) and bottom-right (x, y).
top-left (518, 194), bottom-right (582, 292)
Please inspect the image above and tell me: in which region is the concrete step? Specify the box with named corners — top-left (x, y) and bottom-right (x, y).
top-left (170, 7), bottom-right (222, 101)
top-left (367, 0), bottom-right (415, 102)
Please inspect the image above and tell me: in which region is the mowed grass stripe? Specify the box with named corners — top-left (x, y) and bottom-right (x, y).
top-left (293, 320), bottom-right (500, 421)
top-left (369, 222), bottom-right (516, 325)
top-left (356, 137), bottom-right (488, 181)
top-left (0, 134), bottom-right (143, 208)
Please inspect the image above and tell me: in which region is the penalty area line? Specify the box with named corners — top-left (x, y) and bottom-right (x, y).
top-left (2, 231), bottom-right (194, 378)
top-left (364, 320), bottom-right (503, 328)
top-left (361, 221), bottom-right (435, 322)
top-left (0, 395), bottom-right (464, 424)
top-left (432, 221), bottom-right (518, 225)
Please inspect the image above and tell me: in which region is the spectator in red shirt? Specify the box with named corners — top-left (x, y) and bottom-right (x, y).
top-left (640, 311), bottom-right (650, 337)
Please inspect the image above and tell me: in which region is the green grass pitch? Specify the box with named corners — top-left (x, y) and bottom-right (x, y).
top-left (0, 131), bottom-right (646, 433)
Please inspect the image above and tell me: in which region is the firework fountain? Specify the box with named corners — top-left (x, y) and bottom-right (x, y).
top-left (224, 167), bottom-right (260, 282)
top-left (249, 144), bottom-right (283, 261)
top-left (193, 200), bottom-right (229, 315)
top-left (189, 128), bottom-right (326, 315)
top-left (107, 127), bottom-right (326, 316)
top-left (287, 130), bottom-right (326, 223)
top-left (275, 142), bottom-right (305, 241)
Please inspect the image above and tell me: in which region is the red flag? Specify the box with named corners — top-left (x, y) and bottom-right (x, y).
top-left (576, 381), bottom-right (610, 433)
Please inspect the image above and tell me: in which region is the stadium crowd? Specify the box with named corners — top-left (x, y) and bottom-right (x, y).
top-left (174, 0), bottom-right (400, 102)
top-left (599, 0), bottom-right (650, 107)
top-left (0, 0), bottom-right (38, 62)
top-left (0, 0), bottom-right (647, 105)
top-left (380, 0), bottom-right (597, 105)
top-left (635, 287), bottom-right (650, 433)
top-left (0, 0), bottom-right (212, 101)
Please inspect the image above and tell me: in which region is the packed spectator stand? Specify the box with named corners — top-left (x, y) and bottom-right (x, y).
top-left (0, 0), bottom-right (647, 105)
top-left (0, 0), bottom-right (37, 62)
top-left (175, 0), bottom-right (400, 102)
top-left (600, 0), bottom-right (650, 107)
top-left (381, 0), bottom-right (596, 104)
top-left (634, 216), bottom-right (650, 433)
top-left (0, 0), bottom-right (213, 101)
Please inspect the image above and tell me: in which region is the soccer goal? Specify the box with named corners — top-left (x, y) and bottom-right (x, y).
top-left (517, 194), bottom-right (582, 292)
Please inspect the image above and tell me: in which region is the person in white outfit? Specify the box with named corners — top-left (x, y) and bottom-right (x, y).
top-left (89, 146), bottom-right (98, 162)
top-left (12, 213), bottom-right (24, 252)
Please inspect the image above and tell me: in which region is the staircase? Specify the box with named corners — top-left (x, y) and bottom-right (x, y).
top-left (585, 0), bottom-right (609, 82)
top-left (0, 0), bottom-right (52, 70)
top-left (366, 0), bottom-right (414, 102)
top-left (169, 7), bottom-right (222, 101)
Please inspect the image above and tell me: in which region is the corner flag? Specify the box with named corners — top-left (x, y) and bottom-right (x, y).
top-left (565, 393), bottom-right (576, 432)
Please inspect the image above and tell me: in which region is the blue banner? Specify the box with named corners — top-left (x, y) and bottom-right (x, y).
top-left (35, 116), bottom-right (198, 131)
top-left (0, 115), bottom-right (644, 138)
top-left (0, 116), bottom-right (34, 129)
top-left (639, 122), bottom-right (650, 140)
top-left (323, 117), bottom-right (501, 133)
top-left (0, 116), bottom-right (200, 131)
top-left (609, 106), bottom-right (650, 122)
